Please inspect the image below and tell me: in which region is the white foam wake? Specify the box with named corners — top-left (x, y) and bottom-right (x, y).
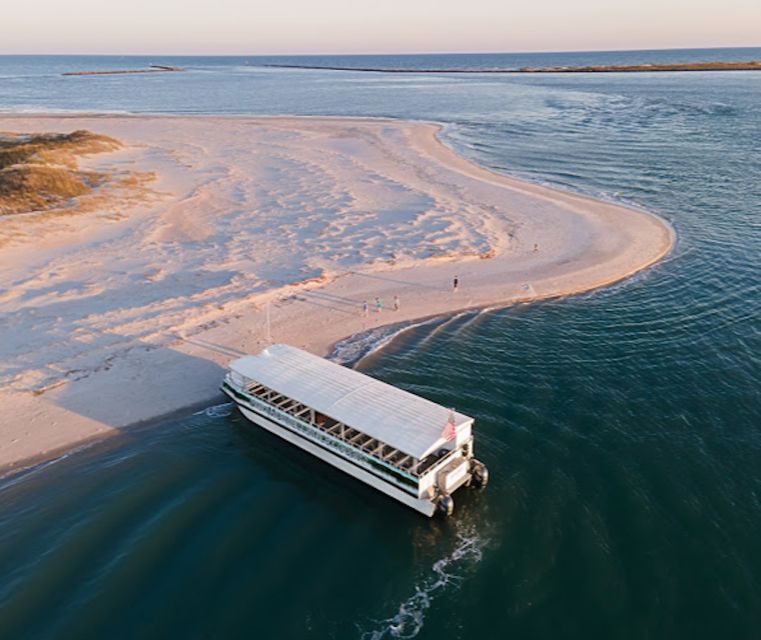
top-left (193, 402), bottom-right (235, 418)
top-left (359, 524), bottom-right (487, 639)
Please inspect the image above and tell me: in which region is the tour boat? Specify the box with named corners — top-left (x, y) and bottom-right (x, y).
top-left (221, 344), bottom-right (488, 516)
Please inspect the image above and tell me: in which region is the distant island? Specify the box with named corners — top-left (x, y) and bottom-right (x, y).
top-left (264, 60), bottom-right (761, 74)
top-left (63, 64), bottom-right (183, 76)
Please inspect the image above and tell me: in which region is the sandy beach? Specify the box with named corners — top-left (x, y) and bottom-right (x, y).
top-left (0, 114), bottom-right (674, 476)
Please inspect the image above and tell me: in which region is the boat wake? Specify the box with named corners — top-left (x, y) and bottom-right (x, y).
top-left (0, 439), bottom-right (101, 489)
top-left (359, 524), bottom-right (487, 639)
top-left (329, 317), bottom-right (442, 367)
top-left (194, 402), bottom-right (235, 418)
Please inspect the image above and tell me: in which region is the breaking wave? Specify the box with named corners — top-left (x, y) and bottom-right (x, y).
top-left (329, 317), bottom-right (443, 367)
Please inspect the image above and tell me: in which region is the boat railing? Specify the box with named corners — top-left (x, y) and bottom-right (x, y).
top-left (416, 446), bottom-right (462, 478)
top-left (242, 380), bottom-right (425, 477)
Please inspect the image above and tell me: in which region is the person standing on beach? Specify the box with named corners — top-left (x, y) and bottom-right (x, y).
top-left (453, 276), bottom-right (459, 292)
top-left (375, 297), bottom-right (382, 312)
top-left (362, 301), bottom-right (369, 317)
top-left (393, 296), bottom-right (400, 311)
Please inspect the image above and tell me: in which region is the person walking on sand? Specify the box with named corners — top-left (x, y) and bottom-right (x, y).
top-left (393, 296), bottom-right (400, 312)
top-left (453, 275), bottom-right (459, 292)
top-left (362, 301), bottom-right (369, 317)
top-left (533, 243), bottom-right (539, 252)
top-left (375, 297), bottom-right (382, 312)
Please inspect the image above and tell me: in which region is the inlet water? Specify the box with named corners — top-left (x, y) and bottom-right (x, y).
top-left (1, 51), bottom-right (760, 639)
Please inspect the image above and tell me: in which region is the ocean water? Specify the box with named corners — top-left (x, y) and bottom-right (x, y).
top-left (1, 49), bottom-right (761, 639)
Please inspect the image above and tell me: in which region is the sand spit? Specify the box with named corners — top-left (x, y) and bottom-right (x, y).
top-left (265, 60), bottom-right (761, 73)
top-left (0, 114), bottom-right (674, 476)
top-left (518, 60), bottom-right (761, 73)
top-left (63, 65), bottom-right (183, 76)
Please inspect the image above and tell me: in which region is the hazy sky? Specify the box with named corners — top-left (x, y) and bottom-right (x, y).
top-left (1, 0), bottom-right (759, 55)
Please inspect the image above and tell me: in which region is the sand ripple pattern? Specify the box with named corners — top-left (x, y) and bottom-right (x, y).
top-left (0, 118), bottom-right (508, 394)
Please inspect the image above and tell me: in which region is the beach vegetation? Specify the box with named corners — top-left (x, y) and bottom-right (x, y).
top-left (0, 130), bottom-right (119, 215)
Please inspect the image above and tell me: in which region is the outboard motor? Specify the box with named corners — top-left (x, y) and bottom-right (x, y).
top-left (470, 460), bottom-right (489, 488)
top-left (436, 494), bottom-right (454, 517)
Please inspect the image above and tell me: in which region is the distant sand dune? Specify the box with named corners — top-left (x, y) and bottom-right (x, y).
top-left (0, 130), bottom-right (119, 216)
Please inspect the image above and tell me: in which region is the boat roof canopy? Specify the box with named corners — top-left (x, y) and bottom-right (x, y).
top-left (229, 344), bottom-right (473, 460)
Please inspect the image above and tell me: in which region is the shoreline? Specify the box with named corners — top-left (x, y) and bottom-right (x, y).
top-left (0, 113), bottom-right (674, 481)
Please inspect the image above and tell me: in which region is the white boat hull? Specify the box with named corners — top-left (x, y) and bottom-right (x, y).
top-left (234, 403), bottom-right (437, 517)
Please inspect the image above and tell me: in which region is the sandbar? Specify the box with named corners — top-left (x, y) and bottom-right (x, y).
top-left (0, 114), bottom-right (674, 477)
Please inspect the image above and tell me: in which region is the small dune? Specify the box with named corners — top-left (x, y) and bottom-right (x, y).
top-left (0, 130), bottom-right (120, 216)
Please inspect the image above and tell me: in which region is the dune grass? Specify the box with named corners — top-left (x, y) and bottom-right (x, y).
top-left (0, 130), bottom-right (120, 216)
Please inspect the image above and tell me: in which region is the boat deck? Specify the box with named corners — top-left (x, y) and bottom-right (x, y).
top-left (243, 381), bottom-right (455, 478)
top-left (228, 344), bottom-right (473, 461)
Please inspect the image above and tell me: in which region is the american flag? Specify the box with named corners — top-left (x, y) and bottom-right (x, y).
top-left (442, 410), bottom-right (457, 442)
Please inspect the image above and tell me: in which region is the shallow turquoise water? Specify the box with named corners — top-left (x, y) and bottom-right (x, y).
top-left (1, 51), bottom-right (761, 638)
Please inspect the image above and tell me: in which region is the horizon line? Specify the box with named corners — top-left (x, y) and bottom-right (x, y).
top-left (1, 44), bottom-right (760, 58)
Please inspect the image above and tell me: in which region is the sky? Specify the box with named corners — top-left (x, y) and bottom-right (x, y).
top-left (1, 0), bottom-right (759, 55)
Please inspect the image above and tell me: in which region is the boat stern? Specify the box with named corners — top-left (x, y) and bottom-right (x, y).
top-left (418, 444), bottom-right (489, 517)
